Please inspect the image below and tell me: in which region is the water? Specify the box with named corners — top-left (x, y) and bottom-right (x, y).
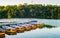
top-left (0, 18), bottom-right (60, 38)
top-left (6, 27), bottom-right (60, 38)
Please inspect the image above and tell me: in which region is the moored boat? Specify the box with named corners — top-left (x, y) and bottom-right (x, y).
top-left (0, 28), bottom-right (5, 38)
top-left (25, 25), bottom-right (32, 31)
top-left (5, 27), bottom-right (17, 35)
top-left (37, 23), bottom-right (44, 28)
top-left (17, 26), bottom-right (25, 33)
top-left (31, 24), bottom-right (37, 29)
top-left (10, 24), bottom-right (25, 33)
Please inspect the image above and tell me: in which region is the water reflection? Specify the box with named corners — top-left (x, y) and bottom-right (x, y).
top-left (0, 24), bottom-right (58, 38)
top-left (0, 36), bottom-right (5, 38)
top-left (7, 25), bottom-right (56, 35)
top-left (0, 37), bottom-right (5, 38)
top-left (6, 32), bottom-right (17, 35)
top-left (44, 25), bottom-right (56, 28)
top-left (6, 27), bottom-right (60, 38)
top-left (6, 25), bottom-right (57, 35)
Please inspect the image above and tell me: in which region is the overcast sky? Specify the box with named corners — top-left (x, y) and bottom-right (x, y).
top-left (0, 0), bottom-right (60, 6)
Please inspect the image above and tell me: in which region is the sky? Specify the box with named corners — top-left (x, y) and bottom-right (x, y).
top-left (0, 0), bottom-right (60, 6)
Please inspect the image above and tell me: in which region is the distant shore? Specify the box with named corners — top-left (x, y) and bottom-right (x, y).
top-left (0, 4), bottom-right (60, 19)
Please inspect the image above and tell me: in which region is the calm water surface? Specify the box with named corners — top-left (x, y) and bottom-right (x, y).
top-left (0, 18), bottom-right (60, 38)
top-left (6, 27), bottom-right (60, 38)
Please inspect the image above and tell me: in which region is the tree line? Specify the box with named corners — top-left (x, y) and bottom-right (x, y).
top-left (0, 4), bottom-right (60, 19)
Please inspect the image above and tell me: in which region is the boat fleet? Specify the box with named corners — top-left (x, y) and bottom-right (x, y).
top-left (0, 20), bottom-right (44, 38)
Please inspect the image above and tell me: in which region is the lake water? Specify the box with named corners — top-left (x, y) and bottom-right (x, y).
top-left (0, 18), bottom-right (60, 38)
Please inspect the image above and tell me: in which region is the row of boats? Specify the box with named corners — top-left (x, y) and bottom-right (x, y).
top-left (0, 20), bottom-right (44, 38)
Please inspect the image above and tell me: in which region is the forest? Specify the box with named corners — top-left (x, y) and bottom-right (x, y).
top-left (0, 4), bottom-right (60, 19)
